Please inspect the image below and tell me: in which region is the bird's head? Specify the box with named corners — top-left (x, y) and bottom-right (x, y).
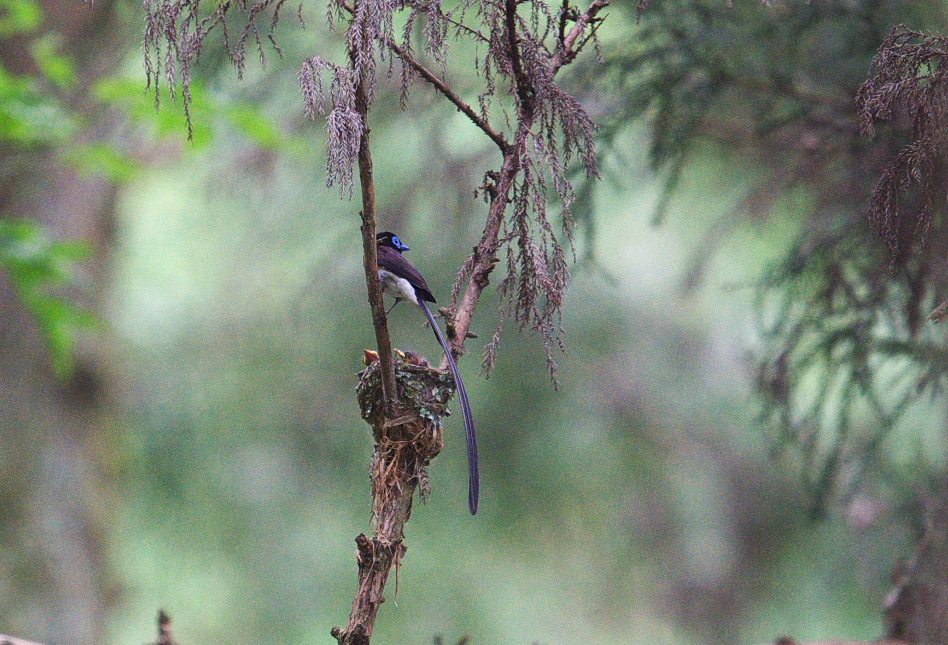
top-left (377, 231), bottom-right (410, 253)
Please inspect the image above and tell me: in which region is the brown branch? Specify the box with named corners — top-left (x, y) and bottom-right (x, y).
top-left (884, 481), bottom-right (948, 644)
top-left (358, 118), bottom-right (397, 406)
top-left (337, 0), bottom-right (507, 152)
top-left (505, 0), bottom-right (534, 110)
top-left (558, 0), bottom-right (570, 45)
top-left (341, 29), bottom-right (408, 642)
top-left (350, 3), bottom-right (397, 407)
top-left (449, 0), bottom-right (605, 353)
top-left (445, 0), bottom-right (537, 355)
top-left (335, 359), bottom-right (450, 645)
top-left (343, 123), bottom-right (404, 645)
top-left (338, 7), bottom-right (444, 643)
top-left (388, 39), bottom-right (509, 152)
top-left (449, 141), bottom-right (520, 354)
top-left (332, 497), bottom-right (412, 645)
top-left (154, 611), bottom-right (177, 645)
top-left (551, 0), bottom-right (608, 71)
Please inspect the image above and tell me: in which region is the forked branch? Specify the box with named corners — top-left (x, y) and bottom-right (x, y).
top-left (326, 0), bottom-right (606, 642)
top-left (553, 0), bottom-right (608, 70)
top-left (449, 0), bottom-right (609, 356)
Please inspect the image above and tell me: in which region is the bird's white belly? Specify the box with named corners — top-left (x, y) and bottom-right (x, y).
top-left (379, 269), bottom-right (420, 305)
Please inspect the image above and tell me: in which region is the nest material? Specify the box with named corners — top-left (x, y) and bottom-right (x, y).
top-left (356, 352), bottom-right (456, 521)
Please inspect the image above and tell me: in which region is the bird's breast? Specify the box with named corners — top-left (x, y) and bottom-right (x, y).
top-left (379, 269), bottom-right (420, 305)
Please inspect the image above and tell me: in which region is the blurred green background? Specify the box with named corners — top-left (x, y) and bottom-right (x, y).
top-left (1, 0), bottom-right (944, 644)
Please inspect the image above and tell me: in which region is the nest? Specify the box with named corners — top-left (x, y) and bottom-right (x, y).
top-left (356, 351), bottom-right (456, 520)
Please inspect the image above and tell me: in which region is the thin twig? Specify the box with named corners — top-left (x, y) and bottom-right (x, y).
top-left (154, 611), bottom-right (177, 645)
top-left (338, 0), bottom-right (507, 152)
top-left (388, 39), bottom-right (509, 151)
top-left (551, 0), bottom-right (608, 70)
top-left (404, 0), bottom-right (489, 43)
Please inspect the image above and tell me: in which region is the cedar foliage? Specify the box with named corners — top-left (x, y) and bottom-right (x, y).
top-left (576, 0), bottom-right (948, 514)
top-left (144, 0), bottom-right (605, 381)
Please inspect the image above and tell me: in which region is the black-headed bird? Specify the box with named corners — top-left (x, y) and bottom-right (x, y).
top-left (376, 231), bottom-right (479, 515)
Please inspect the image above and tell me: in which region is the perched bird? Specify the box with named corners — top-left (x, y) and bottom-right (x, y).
top-left (376, 231), bottom-right (479, 515)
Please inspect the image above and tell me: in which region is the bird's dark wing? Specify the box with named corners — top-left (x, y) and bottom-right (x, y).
top-left (377, 244), bottom-right (436, 303)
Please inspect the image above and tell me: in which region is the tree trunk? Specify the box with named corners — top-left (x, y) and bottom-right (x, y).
top-left (0, 1), bottom-right (125, 641)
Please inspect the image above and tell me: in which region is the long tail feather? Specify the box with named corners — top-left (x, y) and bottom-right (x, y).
top-left (419, 300), bottom-right (479, 515)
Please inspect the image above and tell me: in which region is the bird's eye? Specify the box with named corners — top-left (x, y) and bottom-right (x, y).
top-left (391, 235), bottom-right (401, 247)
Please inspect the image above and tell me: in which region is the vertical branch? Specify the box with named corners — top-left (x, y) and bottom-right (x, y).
top-left (352, 4), bottom-right (397, 406)
top-left (358, 112), bottom-right (396, 406)
top-left (154, 610), bottom-right (177, 645)
top-left (335, 2), bottom-right (417, 643)
top-left (335, 361), bottom-right (450, 645)
top-left (505, 0), bottom-right (534, 111)
top-left (331, 481), bottom-right (414, 645)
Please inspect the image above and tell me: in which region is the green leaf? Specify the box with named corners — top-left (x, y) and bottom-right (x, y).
top-left (0, 0), bottom-right (42, 38)
top-left (226, 104), bottom-right (282, 150)
top-left (31, 33), bottom-right (76, 89)
top-left (63, 142), bottom-right (140, 182)
top-left (0, 62), bottom-right (75, 144)
top-left (0, 220), bottom-right (95, 379)
top-left (93, 76), bottom-right (214, 147)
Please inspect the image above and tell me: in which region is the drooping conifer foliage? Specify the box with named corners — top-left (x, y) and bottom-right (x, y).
top-left (580, 0), bottom-right (948, 514)
top-left (144, 0), bottom-right (606, 382)
top-left (143, 0), bottom-right (287, 138)
top-left (858, 25), bottom-right (948, 258)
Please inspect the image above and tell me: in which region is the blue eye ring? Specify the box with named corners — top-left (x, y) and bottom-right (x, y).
top-left (391, 235), bottom-right (409, 251)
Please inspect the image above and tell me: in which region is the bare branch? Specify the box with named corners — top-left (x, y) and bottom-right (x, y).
top-left (551, 0), bottom-right (608, 71)
top-left (335, 358), bottom-right (453, 644)
top-left (350, 0), bottom-right (397, 406)
top-left (451, 139), bottom-right (522, 358)
top-left (336, 0), bottom-right (508, 152)
top-left (505, 0), bottom-right (535, 111)
top-left (387, 39), bottom-right (509, 151)
top-left (153, 611), bottom-right (177, 645)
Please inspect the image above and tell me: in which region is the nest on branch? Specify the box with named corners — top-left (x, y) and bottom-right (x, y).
top-left (356, 351), bottom-right (456, 524)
